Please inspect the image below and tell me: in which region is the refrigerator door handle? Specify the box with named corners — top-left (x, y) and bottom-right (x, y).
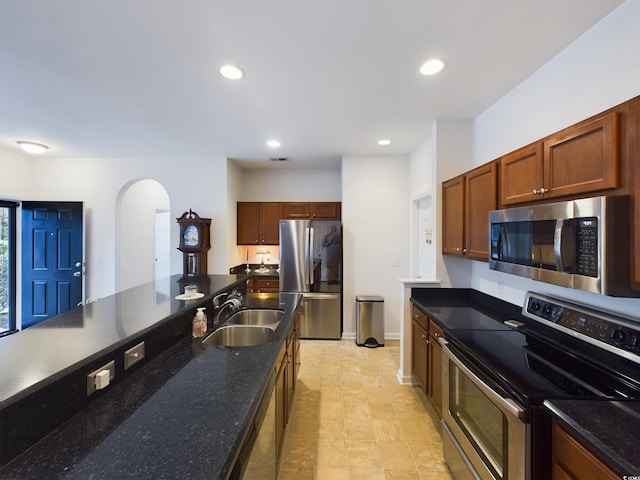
top-left (302, 293), bottom-right (339, 300)
top-left (308, 227), bottom-right (314, 285)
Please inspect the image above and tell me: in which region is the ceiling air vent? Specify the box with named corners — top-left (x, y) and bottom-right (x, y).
top-left (269, 157), bottom-right (289, 162)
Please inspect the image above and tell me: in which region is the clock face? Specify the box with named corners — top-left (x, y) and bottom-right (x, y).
top-left (184, 225), bottom-right (199, 246)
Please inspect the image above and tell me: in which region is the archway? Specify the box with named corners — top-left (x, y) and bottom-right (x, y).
top-left (115, 179), bottom-right (170, 292)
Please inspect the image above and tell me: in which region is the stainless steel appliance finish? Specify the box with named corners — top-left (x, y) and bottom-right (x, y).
top-left (355, 296), bottom-right (384, 347)
top-left (440, 337), bottom-right (529, 480)
top-left (440, 291), bottom-right (640, 480)
top-left (489, 195), bottom-right (630, 295)
top-left (232, 371), bottom-right (277, 480)
top-left (279, 219), bottom-right (342, 339)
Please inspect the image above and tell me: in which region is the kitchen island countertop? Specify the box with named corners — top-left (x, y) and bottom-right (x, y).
top-left (0, 275), bottom-right (302, 479)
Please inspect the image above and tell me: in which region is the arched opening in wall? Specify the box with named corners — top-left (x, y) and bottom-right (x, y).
top-left (115, 179), bottom-right (171, 293)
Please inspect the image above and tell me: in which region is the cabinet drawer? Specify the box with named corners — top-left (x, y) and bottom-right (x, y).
top-left (411, 305), bottom-right (430, 331)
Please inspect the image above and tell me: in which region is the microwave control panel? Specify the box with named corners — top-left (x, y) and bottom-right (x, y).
top-left (575, 217), bottom-right (598, 277)
top-left (524, 293), bottom-right (640, 361)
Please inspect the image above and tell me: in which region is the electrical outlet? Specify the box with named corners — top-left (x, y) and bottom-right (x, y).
top-left (87, 360), bottom-right (115, 396)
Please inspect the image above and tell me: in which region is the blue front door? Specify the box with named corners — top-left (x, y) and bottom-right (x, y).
top-left (21, 202), bottom-right (83, 328)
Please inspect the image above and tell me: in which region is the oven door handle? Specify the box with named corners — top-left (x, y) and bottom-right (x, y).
top-left (439, 337), bottom-right (526, 420)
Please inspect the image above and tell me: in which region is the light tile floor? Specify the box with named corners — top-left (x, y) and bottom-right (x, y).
top-left (278, 339), bottom-right (454, 480)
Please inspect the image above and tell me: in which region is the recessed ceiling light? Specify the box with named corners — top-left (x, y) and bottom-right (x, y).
top-left (266, 139), bottom-right (281, 148)
top-left (219, 64), bottom-right (245, 80)
top-left (419, 58), bottom-right (446, 76)
top-left (378, 139), bottom-right (391, 146)
top-left (17, 141), bottom-right (49, 154)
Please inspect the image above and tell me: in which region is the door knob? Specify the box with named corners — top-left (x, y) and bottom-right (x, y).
top-left (73, 271), bottom-right (82, 277)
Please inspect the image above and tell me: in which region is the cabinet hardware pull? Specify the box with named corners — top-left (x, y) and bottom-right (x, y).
top-left (463, 248), bottom-right (468, 254)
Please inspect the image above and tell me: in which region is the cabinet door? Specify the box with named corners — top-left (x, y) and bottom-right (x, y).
top-left (428, 320), bottom-right (444, 418)
top-left (261, 203), bottom-right (282, 245)
top-left (500, 144), bottom-right (544, 206)
top-left (311, 202), bottom-right (341, 219)
top-left (283, 203), bottom-right (310, 219)
top-left (632, 99), bottom-right (640, 290)
top-left (275, 361), bottom-right (286, 461)
top-left (544, 112), bottom-right (619, 199)
top-left (551, 422), bottom-right (618, 480)
top-left (237, 203), bottom-right (260, 245)
top-left (465, 162), bottom-right (497, 261)
top-left (442, 175), bottom-right (465, 255)
top-left (412, 319), bottom-right (428, 394)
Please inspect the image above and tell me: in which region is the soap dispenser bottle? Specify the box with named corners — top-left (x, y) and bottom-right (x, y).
top-left (192, 307), bottom-right (207, 338)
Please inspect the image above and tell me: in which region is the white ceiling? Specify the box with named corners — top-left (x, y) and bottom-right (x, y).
top-left (0, 0), bottom-right (624, 168)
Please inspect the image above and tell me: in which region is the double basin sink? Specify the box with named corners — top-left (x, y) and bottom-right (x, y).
top-left (202, 308), bottom-right (284, 347)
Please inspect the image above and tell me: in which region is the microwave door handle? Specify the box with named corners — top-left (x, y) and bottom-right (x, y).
top-left (500, 225), bottom-right (509, 260)
top-left (553, 219), bottom-right (565, 272)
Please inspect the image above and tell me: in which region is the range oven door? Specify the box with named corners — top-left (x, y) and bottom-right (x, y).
top-left (440, 338), bottom-right (530, 480)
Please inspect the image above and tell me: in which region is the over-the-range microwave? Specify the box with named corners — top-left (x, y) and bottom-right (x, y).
top-left (489, 195), bottom-right (633, 296)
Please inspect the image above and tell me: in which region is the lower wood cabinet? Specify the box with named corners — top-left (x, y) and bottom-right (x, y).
top-left (551, 422), bottom-right (618, 480)
top-left (275, 310), bottom-right (301, 466)
top-left (428, 320), bottom-right (443, 417)
top-left (246, 277), bottom-right (279, 293)
top-left (411, 305), bottom-right (443, 418)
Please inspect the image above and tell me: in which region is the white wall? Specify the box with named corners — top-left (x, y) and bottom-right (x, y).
top-left (468, 0), bottom-right (640, 317)
top-left (342, 155), bottom-right (410, 338)
top-left (0, 150), bottom-right (34, 199)
top-left (17, 154), bottom-right (232, 300)
top-left (116, 179), bottom-right (170, 292)
top-left (240, 167), bottom-right (341, 202)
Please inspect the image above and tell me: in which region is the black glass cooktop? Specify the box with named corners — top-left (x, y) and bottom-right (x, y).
top-left (444, 329), bottom-right (639, 407)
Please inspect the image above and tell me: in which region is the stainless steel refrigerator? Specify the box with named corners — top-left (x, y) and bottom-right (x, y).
top-left (279, 219), bottom-right (342, 339)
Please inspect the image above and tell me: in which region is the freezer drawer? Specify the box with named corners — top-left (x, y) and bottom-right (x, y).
top-left (300, 293), bottom-right (341, 339)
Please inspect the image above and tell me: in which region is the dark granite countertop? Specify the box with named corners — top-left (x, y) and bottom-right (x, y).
top-left (229, 264), bottom-right (279, 276)
top-left (410, 288), bottom-right (526, 330)
top-left (544, 399), bottom-right (640, 476)
top-left (0, 274), bottom-right (302, 479)
top-left (0, 274), bottom-right (245, 410)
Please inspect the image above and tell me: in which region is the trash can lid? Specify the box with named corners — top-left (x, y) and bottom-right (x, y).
top-left (356, 295), bottom-right (384, 302)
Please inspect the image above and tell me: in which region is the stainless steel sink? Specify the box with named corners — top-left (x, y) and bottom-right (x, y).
top-left (202, 325), bottom-right (274, 347)
top-left (225, 308), bottom-right (284, 328)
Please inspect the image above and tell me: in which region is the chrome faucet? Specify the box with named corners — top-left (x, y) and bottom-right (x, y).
top-left (213, 292), bottom-right (229, 308)
top-left (214, 290), bottom-right (243, 326)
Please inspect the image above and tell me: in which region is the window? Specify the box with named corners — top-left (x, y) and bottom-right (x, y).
top-left (0, 201), bottom-right (17, 335)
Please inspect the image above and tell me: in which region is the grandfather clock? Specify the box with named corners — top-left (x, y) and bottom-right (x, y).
top-left (176, 209), bottom-right (211, 276)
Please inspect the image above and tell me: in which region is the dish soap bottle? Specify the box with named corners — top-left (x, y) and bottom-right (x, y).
top-left (192, 307), bottom-right (207, 338)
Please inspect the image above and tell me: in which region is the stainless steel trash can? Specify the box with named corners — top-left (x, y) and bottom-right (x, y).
top-left (355, 296), bottom-right (384, 347)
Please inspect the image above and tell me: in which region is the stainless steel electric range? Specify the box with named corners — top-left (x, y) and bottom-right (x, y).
top-left (440, 291), bottom-right (640, 480)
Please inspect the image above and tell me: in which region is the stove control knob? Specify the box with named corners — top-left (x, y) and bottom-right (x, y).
top-left (530, 301), bottom-right (541, 312)
top-left (543, 305), bottom-right (552, 316)
top-left (611, 330), bottom-right (626, 343)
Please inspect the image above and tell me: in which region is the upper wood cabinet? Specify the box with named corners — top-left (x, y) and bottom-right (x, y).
top-left (238, 201), bottom-right (341, 245)
top-left (500, 144), bottom-right (544, 205)
top-left (237, 202), bottom-right (282, 245)
top-left (500, 112), bottom-right (619, 206)
top-left (442, 175), bottom-right (465, 256)
top-left (443, 162), bottom-right (497, 261)
top-left (282, 202), bottom-right (341, 220)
